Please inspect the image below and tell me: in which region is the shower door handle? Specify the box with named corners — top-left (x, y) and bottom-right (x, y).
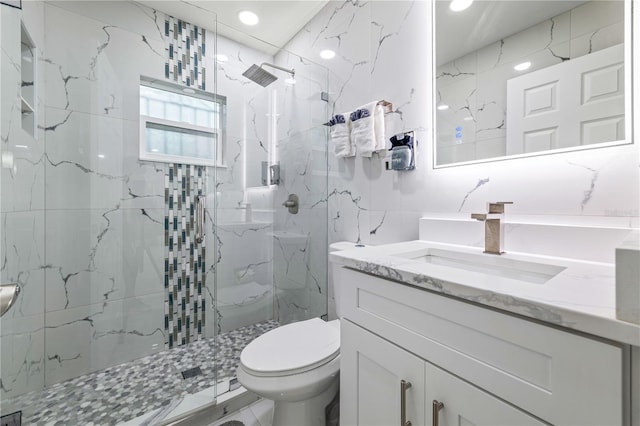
top-left (195, 195), bottom-right (205, 244)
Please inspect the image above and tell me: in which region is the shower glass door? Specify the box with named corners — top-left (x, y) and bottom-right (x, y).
top-left (269, 52), bottom-right (330, 325)
top-left (1, 2), bottom-right (221, 424)
top-left (211, 40), bottom-right (330, 387)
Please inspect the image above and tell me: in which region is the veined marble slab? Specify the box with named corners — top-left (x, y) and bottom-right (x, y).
top-left (331, 240), bottom-right (640, 346)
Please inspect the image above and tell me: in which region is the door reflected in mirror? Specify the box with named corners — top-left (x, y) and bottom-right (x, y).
top-left (434, 0), bottom-right (630, 167)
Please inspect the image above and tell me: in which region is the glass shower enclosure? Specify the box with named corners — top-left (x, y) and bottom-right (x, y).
top-left (1, 1), bottom-right (329, 424)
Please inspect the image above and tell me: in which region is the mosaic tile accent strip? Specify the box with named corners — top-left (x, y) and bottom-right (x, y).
top-left (2, 320), bottom-right (279, 425)
top-left (165, 164), bottom-right (207, 348)
top-left (164, 15), bottom-right (207, 89)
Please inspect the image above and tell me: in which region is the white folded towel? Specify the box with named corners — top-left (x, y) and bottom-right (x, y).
top-left (350, 101), bottom-right (386, 157)
top-left (330, 113), bottom-right (355, 158)
top-left (374, 103), bottom-right (386, 151)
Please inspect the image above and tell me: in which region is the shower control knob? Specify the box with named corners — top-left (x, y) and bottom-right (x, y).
top-left (282, 194), bottom-right (299, 214)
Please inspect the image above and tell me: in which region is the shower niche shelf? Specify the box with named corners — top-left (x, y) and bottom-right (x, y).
top-left (21, 22), bottom-right (36, 137)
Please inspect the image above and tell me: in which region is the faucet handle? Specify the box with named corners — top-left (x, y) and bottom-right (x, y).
top-left (488, 201), bottom-right (513, 214)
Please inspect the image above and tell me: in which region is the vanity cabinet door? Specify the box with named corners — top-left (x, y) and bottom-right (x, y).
top-left (341, 319), bottom-right (426, 426)
top-left (340, 268), bottom-right (623, 425)
top-left (425, 363), bottom-right (546, 426)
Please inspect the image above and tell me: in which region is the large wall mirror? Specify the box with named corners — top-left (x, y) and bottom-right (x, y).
top-left (434, 0), bottom-right (631, 167)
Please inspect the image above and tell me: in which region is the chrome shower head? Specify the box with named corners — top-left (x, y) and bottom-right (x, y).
top-left (242, 63), bottom-right (295, 87)
top-left (242, 64), bottom-right (278, 87)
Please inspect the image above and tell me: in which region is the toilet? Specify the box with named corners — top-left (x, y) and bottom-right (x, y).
top-left (236, 242), bottom-right (364, 426)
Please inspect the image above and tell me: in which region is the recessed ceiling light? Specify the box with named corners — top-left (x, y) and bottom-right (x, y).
top-left (437, 104), bottom-right (450, 111)
top-left (182, 87), bottom-right (196, 94)
top-left (97, 154), bottom-right (105, 159)
top-left (238, 10), bottom-right (259, 26)
top-left (514, 61), bottom-right (532, 71)
top-left (463, 116), bottom-right (474, 121)
top-left (450, 0), bottom-right (473, 12)
top-left (320, 49), bottom-right (336, 60)
top-left (15, 144), bottom-right (29, 149)
top-left (215, 54), bottom-right (229, 63)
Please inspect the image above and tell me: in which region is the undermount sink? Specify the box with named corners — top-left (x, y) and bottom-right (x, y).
top-left (392, 247), bottom-right (566, 284)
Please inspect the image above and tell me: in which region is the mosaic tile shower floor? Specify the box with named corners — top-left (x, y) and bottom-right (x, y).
top-left (1, 320), bottom-right (278, 425)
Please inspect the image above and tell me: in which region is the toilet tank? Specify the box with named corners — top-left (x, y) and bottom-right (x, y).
top-left (329, 242), bottom-right (367, 319)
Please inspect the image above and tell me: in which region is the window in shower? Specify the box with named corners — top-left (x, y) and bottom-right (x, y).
top-left (139, 78), bottom-right (226, 166)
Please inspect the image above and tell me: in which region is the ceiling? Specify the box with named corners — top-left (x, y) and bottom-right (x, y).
top-left (138, 0), bottom-right (329, 55)
top-left (436, 1), bottom-right (589, 66)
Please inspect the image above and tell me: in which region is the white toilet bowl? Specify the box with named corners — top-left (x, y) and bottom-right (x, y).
top-left (237, 318), bottom-right (340, 426)
top-left (237, 242), bottom-right (366, 426)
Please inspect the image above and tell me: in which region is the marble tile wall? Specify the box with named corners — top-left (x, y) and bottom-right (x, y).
top-left (282, 0), bottom-right (639, 320)
top-left (436, 1), bottom-right (624, 163)
top-left (1, 1), bottom-right (47, 399)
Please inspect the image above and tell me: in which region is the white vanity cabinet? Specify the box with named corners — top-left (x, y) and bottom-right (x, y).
top-left (342, 320), bottom-right (546, 426)
top-left (338, 267), bottom-right (626, 426)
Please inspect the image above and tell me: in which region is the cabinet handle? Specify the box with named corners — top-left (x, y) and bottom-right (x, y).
top-left (400, 379), bottom-right (412, 426)
top-left (432, 400), bottom-right (444, 426)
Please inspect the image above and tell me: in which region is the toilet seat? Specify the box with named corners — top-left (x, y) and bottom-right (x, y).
top-left (240, 318), bottom-right (340, 377)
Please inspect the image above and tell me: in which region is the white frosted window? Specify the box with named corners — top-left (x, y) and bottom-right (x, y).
top-left (145, 122), bottom-right (215, 162)
top-left (139, 80), bottom-right (225, 166)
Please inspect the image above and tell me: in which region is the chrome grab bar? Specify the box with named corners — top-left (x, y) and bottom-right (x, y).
top-left (0, 283), bottom-right (21, 317)
top-left (195, 195), bottom-right (205, 244)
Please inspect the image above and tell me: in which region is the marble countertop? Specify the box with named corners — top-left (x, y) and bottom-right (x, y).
top-left (330, 240), bottom-right (640, 347)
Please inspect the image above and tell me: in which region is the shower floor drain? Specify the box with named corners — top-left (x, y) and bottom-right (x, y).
top-left (181, 366), bottom-right (203, 379)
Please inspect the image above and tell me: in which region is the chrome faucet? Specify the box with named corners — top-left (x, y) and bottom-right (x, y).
top-left (471, 202), bottom-right (513, 255)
